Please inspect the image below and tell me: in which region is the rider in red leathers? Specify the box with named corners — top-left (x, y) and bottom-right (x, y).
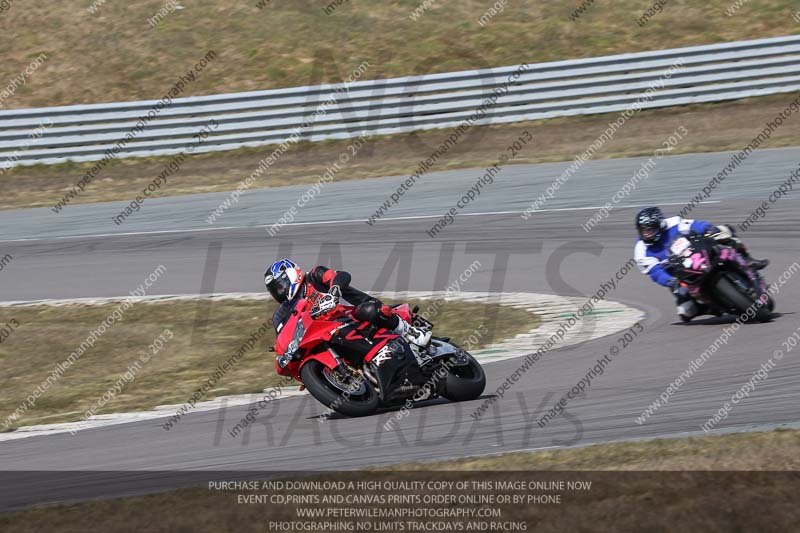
top-left (265, 259), bottom-right (434, 401)
top-left (265, 259), bottom-right (431, 347)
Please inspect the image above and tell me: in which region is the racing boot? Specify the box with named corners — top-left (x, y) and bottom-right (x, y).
top-left (673, 284), bottom-right (699, 323)
top-left (735, 241), bottom-right (769, 270)
top-left (713, 226), bottom-right (769, 271)
top-left (394, 319), bottom-right (432, 347)
top-left (747, 257), bottom-right (770, 271)
top-left (676, 299), bottom-right (700, 323)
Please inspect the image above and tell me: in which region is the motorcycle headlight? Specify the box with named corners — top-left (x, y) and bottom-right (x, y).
top-left (283, 320), bottom-right (305, 360)
top-left (286, 340), bottom-right (299, 357)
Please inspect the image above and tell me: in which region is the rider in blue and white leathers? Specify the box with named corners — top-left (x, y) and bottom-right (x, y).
top-left (635, 217), bottom-right (714, 287)
top-left (634, 207), bottom-right (768, 321)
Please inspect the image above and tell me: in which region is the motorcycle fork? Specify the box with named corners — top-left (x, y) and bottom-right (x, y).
top-left (328, 346), bottom-right (350, 378)
top-left (327, 345), bottom-right (378, 398)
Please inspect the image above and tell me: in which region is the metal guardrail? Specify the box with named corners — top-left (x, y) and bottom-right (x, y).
top-left (2, 35), bottom-right (800, 168)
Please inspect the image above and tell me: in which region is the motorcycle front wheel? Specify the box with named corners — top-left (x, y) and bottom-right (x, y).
top-left (300, 359), bottom-right (380, 417)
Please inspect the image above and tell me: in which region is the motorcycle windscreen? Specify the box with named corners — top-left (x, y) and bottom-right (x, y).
top-left (273, 298), bottom-right (300, 333)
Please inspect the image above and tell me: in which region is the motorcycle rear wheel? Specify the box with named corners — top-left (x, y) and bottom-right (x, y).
top-left (300, 360), bottom-right (380, 417)
top-left (441, 354), bottom-right (486, 402)
top-left (713, 275), bottom-right (772, 323)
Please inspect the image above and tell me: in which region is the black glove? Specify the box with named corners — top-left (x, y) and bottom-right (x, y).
top-left (669, 279), bottom-right (689, 298)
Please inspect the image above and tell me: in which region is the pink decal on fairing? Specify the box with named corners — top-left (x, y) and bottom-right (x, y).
top-left (690, 253), bottom-right (707, 270)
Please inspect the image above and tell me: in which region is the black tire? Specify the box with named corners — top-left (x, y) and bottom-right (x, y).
top-left (713, 275), bottom-right (772, 323)
top-left (442, 354), bottom-right (486, 402)
top-left (300, 360), bottom-right (379, 417)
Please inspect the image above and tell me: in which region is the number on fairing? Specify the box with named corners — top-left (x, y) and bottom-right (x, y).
top-left (670, 237), bottom-right (691, 256)
top-left (690, 253), bottom-right (706, 270)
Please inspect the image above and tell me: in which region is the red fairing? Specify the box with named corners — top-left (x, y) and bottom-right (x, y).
top-left (274, 300), bottom-right (302, 353)
top-left (391, 303), bottom-right (412, 323)
top-left (272, 296), bottom-right (414, 381)
top-left (273, 298), bottom-right (357, 379)
top-left (276, 351), bottom-right (339, 379)
top-left (299, 350), bottom-right (339, 372)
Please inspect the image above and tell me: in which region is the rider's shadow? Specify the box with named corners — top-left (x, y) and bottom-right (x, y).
top-left (308, 395), bottom-right (494, 421)
top-left (673, 311), bottom-right (788, 326)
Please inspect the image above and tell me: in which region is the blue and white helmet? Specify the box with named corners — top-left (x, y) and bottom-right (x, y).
top-left (264, 259), bottom-right (305, 303)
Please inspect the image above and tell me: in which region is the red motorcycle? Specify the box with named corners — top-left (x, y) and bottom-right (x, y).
top-left (273, 296), bottom-right (486, 417)
top-left (667, 233), bottom-right (774, 323)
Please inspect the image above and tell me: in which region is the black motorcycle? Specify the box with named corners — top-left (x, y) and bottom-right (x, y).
top-left (667, 234), bottom-right (774, 323)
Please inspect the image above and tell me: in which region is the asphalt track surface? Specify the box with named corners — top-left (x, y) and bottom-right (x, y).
top-left (0, 147), bottom-right (798, 509)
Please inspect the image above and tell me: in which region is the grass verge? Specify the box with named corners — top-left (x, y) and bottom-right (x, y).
top-left (1, 429), bottom-right (797, 532)
top-left (401, 427), bottom-right (800, 471)
top-left (0, 297), bottom-right (536, 430)
top-left (6, 93), bottom-right (800, 211)
top-left (1, 1), bottom-right (798, 109)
